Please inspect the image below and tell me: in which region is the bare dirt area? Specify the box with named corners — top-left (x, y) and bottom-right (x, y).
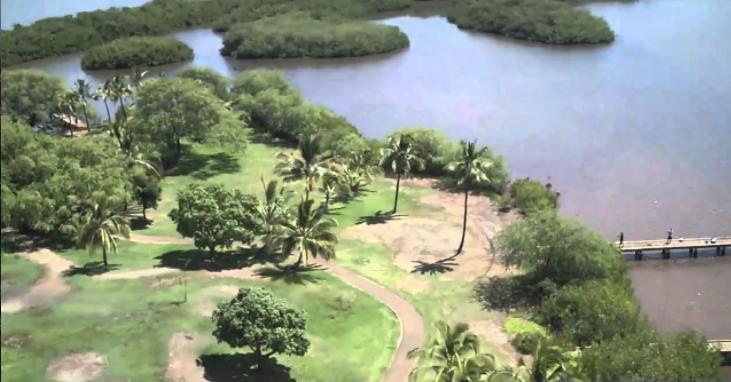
top-left (191, 285), bottom-right (239, 317)
top-left (166, 332), bottom-right (207, 382)
top-left (1, 249), bottom-right (73, 314)
top-left (98, 267), bottom-right (180, 280)
top-left (47, 352), bottom-right (106, 382)
top-left (470, 319), bottom-right (522, 367)
top-left (128, 233), bottom-right (193, 245)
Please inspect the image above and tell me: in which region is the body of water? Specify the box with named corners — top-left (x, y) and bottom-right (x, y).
top-left (5, 0), bottom-right (731, 353)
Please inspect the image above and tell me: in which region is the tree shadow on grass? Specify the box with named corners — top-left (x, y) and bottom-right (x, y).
top-left (129, 217), bottom-right (152, 231)
top-left (1, 231), bottom-right (74, 253)
top-left (411, 255), bottom-right (459, 275)
top-left (356, 210), bottom-right (404, 225)
top-left (63, 262), bottom-right (120, 277)
top-left (165, 145), bottom-right (241, 180)
top-left (255, 264), bottom-right (324, 285)
top-left (201, 353), bottom-right (294, 382)
top-left (155, 247), bottom-right (268, 272)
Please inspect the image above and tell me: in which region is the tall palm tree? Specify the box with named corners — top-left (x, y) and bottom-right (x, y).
top-left (110, 75), bottom-right (132, 121)
top-left (74, 79), bottom-right (93, 133)
top-left (256, 178), bottom-right (292, 253)
top-left (95, 79), bottom-right (115, 124)
top-left (57, 92), bottom-right (78, 136)
top-left (129, 68), bottom-right (148, 88)
top-left (380, 134), bottom-right (424, 214)
top-left (447, 141), bottom-right (493, 255)
top-left (76, 203), bottom-right (131, 266)
top-left (276, 198), bottom-right (337, 270)
top-left (408, 321), bottom-right (499, 382)
top-left (275, 135), bottom-right (331, 201)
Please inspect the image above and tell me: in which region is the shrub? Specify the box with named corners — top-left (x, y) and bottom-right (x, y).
top-left (511, 332), bottom-right (543, 355)
top-left (386, 127), bottom-right (458, 176)
top-left (509, 177), bottom-right (559, 215)
top-left (504, 317), bottom-right (547, 337)
top-left (221, 14), bottom-right (409, 59)
top-left (177, 67), bottom-right (230, 100)
top-left (81, 36), bottom-right (193, 70)
top-left (448, 0), bottom-right (614, 45)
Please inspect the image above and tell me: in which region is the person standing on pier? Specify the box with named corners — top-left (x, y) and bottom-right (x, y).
top-left (619, 232), bottom-right (624, 247)
top-left (667, 228), bottom-right (673, 243)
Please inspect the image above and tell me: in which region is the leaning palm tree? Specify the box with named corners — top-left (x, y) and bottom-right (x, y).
top-left (275, 134), bottom-right (331, 201)
top-left (76, 203), bottom-right (131, 266)
top-left (256, 178), bottom-right (292, 253)
top-left (74, 79), bottom-right (93, 133)
top-left (447, 141), bottom-right (493, 255)
top-left (110, 75), bottom-right (132, 121)
top-left (409, 321), bottom-right (499, 382)
top-left (380, 134), bottom-right (424, 214)
top-left (276, 198), bottom-right (337, 270)
top-left (95, 79), bottom-right (115, 124)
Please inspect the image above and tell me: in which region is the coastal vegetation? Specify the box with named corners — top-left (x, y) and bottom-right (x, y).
top-left (448, 0), bottom-right (615, 44)
top-left (81, 36), bottom-right (193, 70)
top-left (221, 14), bottom-right (409, 59)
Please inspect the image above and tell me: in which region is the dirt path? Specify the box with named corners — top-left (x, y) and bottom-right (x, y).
top-left (128, 233), bottom-right (193, 245)
top-left (1, 249), bottom-right (73, 314)
top-left (97, 267), bottom-right (180, 281)
top-left (315, 259), bottom-right (424, 382)
top-left (165, 332), bottom-right (207, 382)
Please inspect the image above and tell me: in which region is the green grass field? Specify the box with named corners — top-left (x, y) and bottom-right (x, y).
top-left (1, 251), bottom-right (42, 301)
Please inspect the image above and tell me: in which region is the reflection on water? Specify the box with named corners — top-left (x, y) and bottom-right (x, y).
top-left (7, 0), bottom-right (731, 344)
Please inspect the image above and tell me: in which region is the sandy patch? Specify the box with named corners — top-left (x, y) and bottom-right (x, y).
top-left (47, 352), bottom-right (106, 382)
top-left (1, 249), bottom-right (73, 314)
top-left (191, 285), bottom-right (239, 317)
top-left (97, 267), bottom-right (180, 280)
top-left (166, 332), bottom-right (207, 382)
top-left (470, 319), bottom-right (521, 367)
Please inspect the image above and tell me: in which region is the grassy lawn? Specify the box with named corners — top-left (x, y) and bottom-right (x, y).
top-left (59, 239), bottom-right (195, 272)
top-left (1, 251), bottom-right (43, 301)
top-left (1, 246), bottom-right (397, 381)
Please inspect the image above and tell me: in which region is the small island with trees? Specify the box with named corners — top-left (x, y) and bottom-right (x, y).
top-left (81, 36), bottom-right (194, 70)
top-left (448, 0), bottom-right (615, 45)
top-left (221, 14), bottom-right (410, 59)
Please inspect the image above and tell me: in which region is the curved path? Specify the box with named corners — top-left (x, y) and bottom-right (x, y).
top-left (127, 234), bottom-right (425, 381)
top-left (3, 233), bottom-right (425, 381)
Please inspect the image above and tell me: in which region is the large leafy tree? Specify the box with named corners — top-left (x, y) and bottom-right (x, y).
top-left (134, 77), bottom-right (245, 166)
top-left (495, 212), bottom-right (625, 288)
top-left (579, 330), bottom-right (722, 382)
top-left (178, 66), bottom-right (230, 100)
top-left (130, 168), bottom-right (162, 221)
top-left (0, 69), bottom-right (66, 126)
top-left (447, 141), bottom-right (493, 254)
top-left (212, 287), bottom-right (309, 370)
top-left (169, 184), bottom-right (260, 253)
top-left (275, 199), bottom-right (337, 270)
top-left (408, 321), bottom-right (499, 382)
top-left (76, 202), bottom-right (131, 266)
top-left (379, 134), bottom-right (424, 214)
top-left (275, 134), bottom-right (331, 201)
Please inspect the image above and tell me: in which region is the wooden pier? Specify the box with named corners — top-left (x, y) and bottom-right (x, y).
top-left (709, 339), bottom-right (731, 353)
top-left (618, 236), bottom-right (730, 260)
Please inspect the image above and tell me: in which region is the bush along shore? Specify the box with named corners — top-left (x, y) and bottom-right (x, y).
top-left (220, 14), bottom-right (409, 59)
top-left (81, 36), bottom-right (194, 70)
top-left (448, 0), bottom-right (615, 45)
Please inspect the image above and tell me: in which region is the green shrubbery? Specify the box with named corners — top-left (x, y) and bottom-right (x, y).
top-left (507, 177), bottom-right (559, 214)
top-left (221, 14), bottom-right (409, 59)
top-left (0, 70), bottom-right (66, 126)
top-left (448, 0), bottom-right (614, 45)
top-left (177, 67), bottom-right (230, 100)
top-left (1, 0), bottom-right (412, 67)
top-left (81, 36), bottom-right (193, 70)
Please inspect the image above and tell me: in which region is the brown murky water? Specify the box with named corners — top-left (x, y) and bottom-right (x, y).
top-left (4, 0), bottom-right (730, 364)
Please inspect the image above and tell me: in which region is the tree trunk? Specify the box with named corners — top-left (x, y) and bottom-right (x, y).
top-left (103, 99), bottom-right (112, 124)
top-left (119, 100), bottom-right (128, 122)
top-left (392, 172), bottom-right (401, 214)
top-left (456, 189), bottom-right (469, 254)
top-left (293, 248), bottom-right (307, 270)
top-left (142, 205), bottom-right (147, 221)
top-left (82, 105), bottom-right (91, 133)
top-left (102, 245), bottom-right (108, 266)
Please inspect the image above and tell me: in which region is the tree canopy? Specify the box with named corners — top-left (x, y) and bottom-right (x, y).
top-left (169, 184), bottom-right (260, 253)
top-left (0, 70), bottom-right (66, 126)
top-left (448, 0), bottom-right (614, 45)
top-left (221, 14), bottom-right (409, 59)
top-left (177, 66), bottom-right (230, 100)
top-left (212, 286), bottom-right (309, 369)
top-left (81, 36), bottom-right (193, 70)
top-left (508, 178), bottom-right (560, 215)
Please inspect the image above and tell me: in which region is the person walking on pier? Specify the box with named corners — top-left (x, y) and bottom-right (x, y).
top-left (619, 232), bottom-right (624, 247)
top-left (667, 228), bottom-right (673, 243)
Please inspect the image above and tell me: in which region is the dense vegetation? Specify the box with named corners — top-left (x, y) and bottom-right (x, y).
top-left (0, 0), bottom-right (412, 67)
top-left (177, 67), bottom-right (230, 100)
top-left (221, 14), bottom-right (409, 59)
top-left (81, 36), bottom-right (193, 70)
top-left (0, 70), bottom-right (66, 126)
top-left (448, 0), bottom-right (615, 44)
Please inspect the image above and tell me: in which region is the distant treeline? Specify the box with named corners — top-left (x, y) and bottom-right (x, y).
top-left (221, 15), bottom-right (409, 59)
top-left (81, 36), bottom-right (193, 70)
top-left (0, 0), bottom-right (412, 67)
top-left (448, 0), bottom-right (614, 45)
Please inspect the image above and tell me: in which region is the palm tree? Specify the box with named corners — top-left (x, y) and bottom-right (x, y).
top-left (380, 134), bottom-right (424, 214)
top-left (76, 203), bottom-right (131, 266)
top-left (276, 198), bottom-right (337, 270)
top-left (408, 321), bottom-right (499, 382)
top-left (275, 135), bottom-right (331, 201)
top-left (95, 79), bottom-right (115, 124)
top-left (512, 339), bottom-right (577, 382)
top-left (56, 92), bottom-right (78, 136)
top-left (318, 171), bottom-right (339, 210)
top-left (256, 178), bottom-right (292, 253)
top-left (447, 141), bottom-right (493, 255)
top-left (74, 79), bottom-right (93, 133)
top-left (110, 75), bottom-right (132, 121)
top-left (129, 68), bottom-right (148, 88)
